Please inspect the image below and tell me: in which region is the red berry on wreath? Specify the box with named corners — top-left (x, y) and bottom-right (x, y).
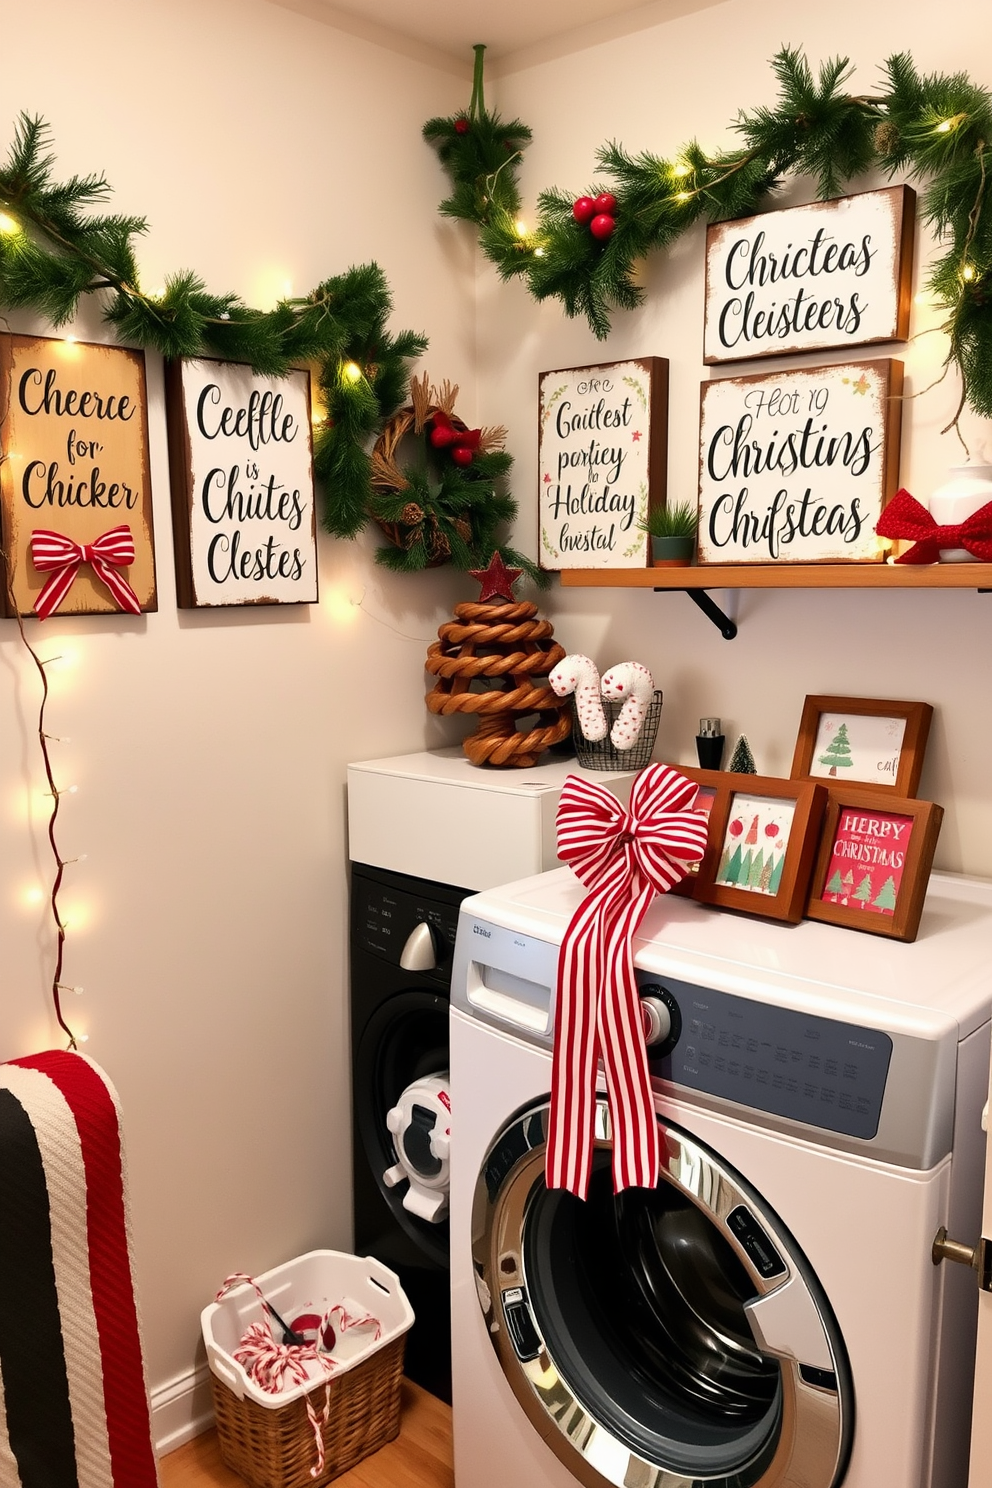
top-left (592, 193), bottom-right (617, 216)
top-left (451, 445), bottom-right (474, 467)
top-left (430, 422), bottom-right (457, 449)
top-left (454, 117), bottom-right (470, 135)
top-left (590, 213), bottom-right (616, 240)
top-left (572, 196), bottom-right (596, 225)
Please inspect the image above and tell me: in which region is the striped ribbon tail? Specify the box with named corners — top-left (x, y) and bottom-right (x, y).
top-left (30, 527), bottom-right (142, 620)
top-left (547, 764), bottom-right (709, 1199)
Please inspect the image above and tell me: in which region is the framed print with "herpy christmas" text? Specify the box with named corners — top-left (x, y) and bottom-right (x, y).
top-left (805, 791), bottom-right (943, 942)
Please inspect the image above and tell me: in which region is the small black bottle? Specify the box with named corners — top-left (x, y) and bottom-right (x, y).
top-left (696, 716), bottom-right (725, 770)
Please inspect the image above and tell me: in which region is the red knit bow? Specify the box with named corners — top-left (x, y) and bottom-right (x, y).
top-left (875, 488), bottom-right (992, 564)
top-left (547, 764), bottom-right (709, 1199)
top-left (30, 527), bottom-right (143, 620)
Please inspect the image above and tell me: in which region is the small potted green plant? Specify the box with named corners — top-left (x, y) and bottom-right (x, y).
top-left (640, 501), bottom-right (698, 567)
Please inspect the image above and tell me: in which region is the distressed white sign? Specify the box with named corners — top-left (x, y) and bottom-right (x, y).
top-left (697, 359), bottom-right (902, 565)
top-left (704, 186), bottom-right (915, 364)
top-left (538, 358), bottom-right (668, 569)
top-left (166, 358), bottom-right (318, 607)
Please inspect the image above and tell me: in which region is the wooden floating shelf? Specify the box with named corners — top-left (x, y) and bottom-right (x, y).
top-left (559, 564), bottom-right (992, 591)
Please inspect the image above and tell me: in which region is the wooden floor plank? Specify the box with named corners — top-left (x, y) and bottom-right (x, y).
top-left (158, 1381), bottom-right (453, 1488)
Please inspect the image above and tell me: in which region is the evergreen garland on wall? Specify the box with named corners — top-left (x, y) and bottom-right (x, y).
top-left (425, 48), bottom-right (992, 430)
top-left (0, 115), bottom-right (528, 577)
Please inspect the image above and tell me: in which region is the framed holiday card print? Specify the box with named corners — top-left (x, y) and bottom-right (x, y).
top-left (806, 792), bottom-right (943, 942)
top-left (696, 358), bottom-right (903, 565)
top-left (790, 696), bottom-right (933, 797)
top-left (674, 769), bottom-right (826, 923)
top-left (0, 332), bottom-right (157, 619)
top-left (165, 357), bottom-right (318, 608)
top-left (668, 766), bottom-right (723, 897)
top-left (538, 357), bottom-right (668, 570)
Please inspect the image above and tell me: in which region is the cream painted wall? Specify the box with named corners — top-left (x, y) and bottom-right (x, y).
top-left (0, 0), bottom-right (475, 1410)
top-left (487, 0), bottom-right (992, 878)
top-left (4, 0), bottom-right (992, 1444)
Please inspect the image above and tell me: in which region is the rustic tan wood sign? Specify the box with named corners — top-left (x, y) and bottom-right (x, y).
top-left (0, 333), bottom-right (156, 618)
top-left (538, 357), bottom-right (668, 570)
top-left (697, 358), bottom-right (903, 565)
top-left (165, 358), bottom-right (318, 608)
top-left (704, 186), bottom-right (915, 365)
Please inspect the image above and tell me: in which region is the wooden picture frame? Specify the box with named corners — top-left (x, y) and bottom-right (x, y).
top-left (805, 792), bottom-right (944, 942)
top-left (538, 357), bottom-right (668, 571)
top-left (669, 766), bottom-right (725, 898)
top-left (790, 695), bottom-right (933, 797)
top-left (672, 767), bottom-right (827, 923)
top-left (696, 358), bottom-right (903, 566)
top-left (703, 185), bottom-right (916, 365)
top-left (165, 357), bottom-right (318, 609)
top-left (0, 332), bottom-right (157, 618)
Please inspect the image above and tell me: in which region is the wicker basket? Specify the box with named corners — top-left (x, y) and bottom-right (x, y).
top-left (209, 1332), bottom-right (406, 1488)
top-left (572, 690), bottom-right (664, 771)
top-left (201, 1252), bottom-right (412, 1488)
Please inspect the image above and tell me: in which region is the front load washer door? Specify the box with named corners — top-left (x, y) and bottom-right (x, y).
top-left (473, 1099), bottom-right (853, 1488)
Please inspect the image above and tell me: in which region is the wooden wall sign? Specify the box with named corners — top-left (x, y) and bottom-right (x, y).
top-left (538, 358), bottom-right (668, 570)
top-left (0, 333), bottom-right (156, 618)
top-left (697, 358), bottom-right (903, 565)
top-left (703, 186), bottom-right (915, 364)
top-left (165, 359), bottom-right (318, 608)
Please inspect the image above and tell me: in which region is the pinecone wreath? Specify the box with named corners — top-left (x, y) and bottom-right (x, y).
top-left (425, 553), bottom-right (571, 767)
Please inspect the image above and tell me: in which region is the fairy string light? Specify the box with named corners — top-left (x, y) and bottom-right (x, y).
top-left (0, 553), bottom-right (79, 1049)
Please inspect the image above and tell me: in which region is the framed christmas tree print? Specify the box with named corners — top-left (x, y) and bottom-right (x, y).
top-left (676, 770), bottom-right (827, 923)
top-left (790, 695), bottom-right (933, 797)
top-left (806, 792), bottom-right (944, 942)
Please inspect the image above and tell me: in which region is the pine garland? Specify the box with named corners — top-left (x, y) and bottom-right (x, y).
top-left (425, 47), bottom-right (992, 429)
top-left (0, 115), bottom-right (430, 553)
top-left (423, 45), bottom-right (532, 228)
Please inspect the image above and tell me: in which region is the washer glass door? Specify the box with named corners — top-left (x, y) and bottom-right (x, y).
top-left (474, 1101), bottom-right (853, 1488)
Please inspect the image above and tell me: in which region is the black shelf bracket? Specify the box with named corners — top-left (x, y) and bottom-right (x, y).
top-left (676, 588), bottom-right (739, 639)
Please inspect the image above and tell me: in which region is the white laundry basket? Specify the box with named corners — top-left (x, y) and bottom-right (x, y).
top-left (200, 1250), bottom-right (414, 1488)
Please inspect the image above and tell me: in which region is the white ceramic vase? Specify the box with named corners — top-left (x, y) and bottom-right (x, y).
top-left (927, 461), bottom-right (992, 562)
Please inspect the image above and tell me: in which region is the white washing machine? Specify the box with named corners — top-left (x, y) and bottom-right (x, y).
top-left (449, 867), bottom-right (992, 1488)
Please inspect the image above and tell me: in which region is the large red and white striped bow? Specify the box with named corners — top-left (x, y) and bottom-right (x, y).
top-left (547, 763), bottom-right (709, 1199)
top-left (30, 526), bottom-right (143, 620)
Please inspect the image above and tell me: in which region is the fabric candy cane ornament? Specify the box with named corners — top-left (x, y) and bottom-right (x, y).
top-left (547, 763), bottom-right (709, 1199)
top-left (549, 654), bottom-right (607, 741)
top-left (601, 661), bottom-right (654, 749)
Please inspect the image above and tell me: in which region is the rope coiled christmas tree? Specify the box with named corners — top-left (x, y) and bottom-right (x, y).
top-left (425, 554), bottom-right (570, 767)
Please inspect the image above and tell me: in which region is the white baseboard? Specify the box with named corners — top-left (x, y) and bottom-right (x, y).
top-left (151, 1364), bottom-right (215, 1457)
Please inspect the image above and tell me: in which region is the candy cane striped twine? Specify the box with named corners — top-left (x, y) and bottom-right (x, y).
top-left (215, 1273), bottom-right (381, 1480)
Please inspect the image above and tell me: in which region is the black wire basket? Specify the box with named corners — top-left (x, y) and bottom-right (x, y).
top-left (571, 690), bottom-right (663, 771)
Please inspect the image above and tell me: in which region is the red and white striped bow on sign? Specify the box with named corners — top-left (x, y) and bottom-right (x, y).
top-left (30, 526), bottom-right (143, 621)
top-left (547, 763), bottom-right (709, 1199)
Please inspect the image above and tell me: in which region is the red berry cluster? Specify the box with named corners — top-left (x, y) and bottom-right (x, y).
top-left (430, 412), bottom-right (481, 467)
top-left (454, 117), bottom-right (470, 136)
top-left (572, 192), bottom-right (617, 241)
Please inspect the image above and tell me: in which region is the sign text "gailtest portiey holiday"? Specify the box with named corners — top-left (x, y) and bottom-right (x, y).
top-left (547, 387), bottom-right (636, 555)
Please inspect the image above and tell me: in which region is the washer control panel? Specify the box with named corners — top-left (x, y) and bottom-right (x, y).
top-left (353, 871), bottom-right (463, 981)
top-left (644, 976), bottom-right (892, 1140)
